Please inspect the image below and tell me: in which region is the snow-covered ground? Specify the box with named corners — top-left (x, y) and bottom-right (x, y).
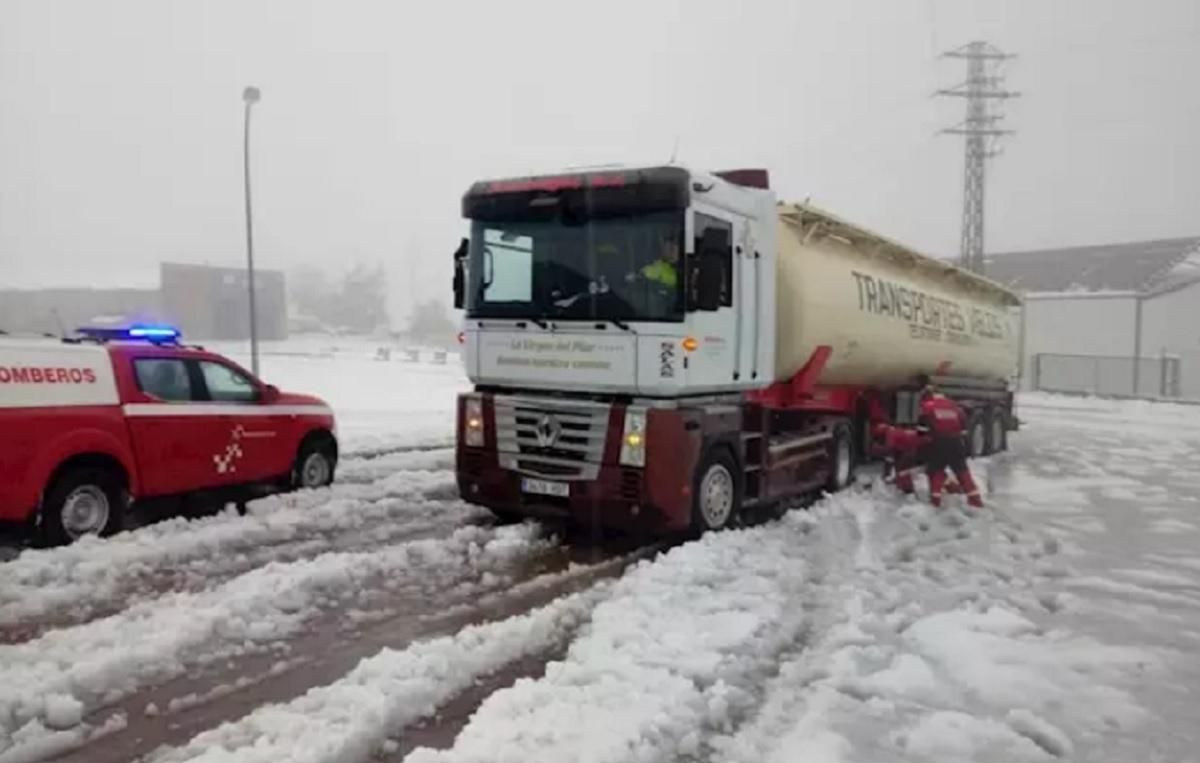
top-left (2, 350), bottom-right (1198, 763)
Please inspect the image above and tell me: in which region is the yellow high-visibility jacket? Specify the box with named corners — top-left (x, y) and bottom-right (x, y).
top-left (641, 259), bottom-right (678, 288)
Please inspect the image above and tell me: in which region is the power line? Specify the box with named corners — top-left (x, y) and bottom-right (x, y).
top-left (937, 41), bottom-right (1018, 275)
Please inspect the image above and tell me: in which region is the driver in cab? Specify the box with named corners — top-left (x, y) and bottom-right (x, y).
top-left (628, 233), bottom-right (680, 290)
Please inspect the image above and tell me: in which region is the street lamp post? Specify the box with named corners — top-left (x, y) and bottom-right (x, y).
top-left (242, 85), bottom-right (262, 376)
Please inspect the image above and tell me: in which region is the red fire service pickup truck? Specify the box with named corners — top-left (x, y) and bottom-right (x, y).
top-left (0, 325), bottom-right (338, 545)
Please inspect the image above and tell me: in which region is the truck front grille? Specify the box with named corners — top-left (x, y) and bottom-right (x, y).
top-left (495, 396), bottom-right (610, 481)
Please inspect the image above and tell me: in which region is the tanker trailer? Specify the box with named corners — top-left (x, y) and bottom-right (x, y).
top-left (452, 165), bottom-right (1020, 535)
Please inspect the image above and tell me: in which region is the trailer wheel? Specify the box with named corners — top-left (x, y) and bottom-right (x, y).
top-left (826, 422), bottom-right (856, 492)
top-left (691, 449), bottom-right (741, 535)
top-left (40, 467), bottom-right (125, 547)
top-left (967, 414), bottom-right (987, 458)
top-left (989, 410), bottom-right (1008, 453)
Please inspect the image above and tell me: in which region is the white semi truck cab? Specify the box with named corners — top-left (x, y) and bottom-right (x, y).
top-left (452, 165), bottom-right (1020, 534)
top-left (457, 166), bottom-right (778, 398)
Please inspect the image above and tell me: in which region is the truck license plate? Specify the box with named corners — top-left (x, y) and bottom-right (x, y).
top-left (521, 478), bottom-right (570, 497)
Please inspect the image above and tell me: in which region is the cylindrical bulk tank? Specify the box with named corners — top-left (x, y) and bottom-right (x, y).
top-left (774, 205), bottom-right (1020, 387)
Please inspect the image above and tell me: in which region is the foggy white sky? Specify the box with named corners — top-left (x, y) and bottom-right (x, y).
top-left (2, 0), bottom-right (1197, 321)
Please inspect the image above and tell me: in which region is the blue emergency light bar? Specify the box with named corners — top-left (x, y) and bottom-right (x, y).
top-left (76, 324), bottom-right (182, 343)
top-left (127, 325), bottom-right (180, 339)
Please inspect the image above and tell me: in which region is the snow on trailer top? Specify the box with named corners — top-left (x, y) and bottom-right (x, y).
top-left (778, 202), bottom-right (1023, 308)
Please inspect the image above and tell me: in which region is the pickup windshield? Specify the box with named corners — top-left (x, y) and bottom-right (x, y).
top-left (465, 211), bottom-right (685, 323)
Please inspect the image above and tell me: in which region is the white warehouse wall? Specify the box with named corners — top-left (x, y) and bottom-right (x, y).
top-left (1018, 293), bottom-right (1138, 391)
top-left (1140, 280), bottom-right (1200, 399)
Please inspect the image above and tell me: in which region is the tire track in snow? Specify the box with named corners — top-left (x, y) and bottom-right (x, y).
top-left (708, 497), bottom-right (1149, 763)
top-left (0, 452), bottom-right (471, 640)
top-left (337, 448), bottom-right (455, 484)
top-left (402, 488), bottom-right (1113, 763)
top-left (49, 543), bottom-right (659, 763)
top-left (0, 523), bottom-right (560, 763)
top-left (341, 441), bottom-right (455, 462)
top-left (402, 513), bottom-right (817, 763)
top-left (142, 583), bottom-right (610, 763)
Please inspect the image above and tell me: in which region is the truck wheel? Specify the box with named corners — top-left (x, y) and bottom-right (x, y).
top-left (826, 423), bottom-right (856, 492)
top-left (989, 410), bottom-right (1008, 453)
top-left (691, 449), bottom-right (741, 534)
top-left (293, 438), bottom-right (336, 489)
top-left (40, 467), bottom-right (124, 546)
top-left (967, 414), bottom-right (987, 458)
top-left (488, 508), bottom-right (524, 525)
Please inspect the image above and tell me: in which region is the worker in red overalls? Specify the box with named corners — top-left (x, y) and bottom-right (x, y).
top-left (918, 382), bottom-right (984, 508)
top-left (870, 422), bottom-right (924, 496)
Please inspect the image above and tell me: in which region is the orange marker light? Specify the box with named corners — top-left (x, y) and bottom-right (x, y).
top-left (681, 337), bottom-right (699, 352)
top-left (457, 331), bottom-right (466, 345)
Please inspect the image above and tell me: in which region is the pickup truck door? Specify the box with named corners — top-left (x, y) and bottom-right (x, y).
top-left (194, 359), bottom-right (294, 483)
top-left (123, 357), bottom-right (232, 496)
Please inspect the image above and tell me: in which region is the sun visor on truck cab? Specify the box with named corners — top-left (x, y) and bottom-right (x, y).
top-left (462, 166), bottom-right (690, 222)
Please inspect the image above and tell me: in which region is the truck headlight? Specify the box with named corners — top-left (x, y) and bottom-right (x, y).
top-left (619, 407), bottom-right (647, 467)
top-left (464, 395), bottom-right (485, 447)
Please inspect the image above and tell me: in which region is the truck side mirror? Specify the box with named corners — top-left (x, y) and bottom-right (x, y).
top-left (452, 237), bottom-right (468, 309)
top-left (689, 228), bottom-right (727, 312)
top-left (694, 255), bottom-right (723, 311)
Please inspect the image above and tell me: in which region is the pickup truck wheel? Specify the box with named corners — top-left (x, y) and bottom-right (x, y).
top-left (826, 422), bottom-right (856, 492)
top-left (691, 449), bottom-right (741, 535)
top-left (40, 468), bottom-right (124, 546)
top-left (294, 439), bottom-right (336, 489)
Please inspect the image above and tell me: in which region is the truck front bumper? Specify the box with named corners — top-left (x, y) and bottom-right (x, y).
top-left (456, 456), bottom-right (691, 535)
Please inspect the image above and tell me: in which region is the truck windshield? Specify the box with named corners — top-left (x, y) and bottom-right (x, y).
top-left (465, 211), bottom-right (684, 323)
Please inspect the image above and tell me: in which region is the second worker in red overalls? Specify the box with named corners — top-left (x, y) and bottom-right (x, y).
top-left (918, 385), bottom-right (984, 509)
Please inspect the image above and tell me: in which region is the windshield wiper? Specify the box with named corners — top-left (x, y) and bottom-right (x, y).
top-left (530, 316), bottom-right (550, 329)
top-left (601, 318), bottom-right (633, 333)
top-left (552, 292), bottom-right (587, 309)
top-left (552, 277), bottom-right (612, 310)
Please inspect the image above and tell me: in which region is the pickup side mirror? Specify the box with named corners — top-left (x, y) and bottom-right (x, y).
top-left (262, 383), bottom-right (281, 403)
top-left (452, 237), bottom-right (469, 309)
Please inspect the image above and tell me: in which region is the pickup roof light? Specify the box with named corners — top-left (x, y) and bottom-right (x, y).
top-left (76, 324), bottom-right (182, 343)
top-left (128, 326), bottom-right (180, 339)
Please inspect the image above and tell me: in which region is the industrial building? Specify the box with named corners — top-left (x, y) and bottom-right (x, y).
top-left (159, 263), bottom-right (287, 341)
top-left (986, 237), bottom-right (1200, 399)
top-left (0, 263), bottom-right (287, 342)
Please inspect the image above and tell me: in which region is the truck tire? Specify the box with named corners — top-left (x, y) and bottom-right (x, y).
top-left (293, 436), bottom-right (337, 489)
top-left (989, 409), bottom-right (1008, 453)
top-left (967, 413), bottom-right (987, 458)
top-left (691, 449), bottom-right (741, 535)
top-left (826, 422), bottom-right (856, 492)
top-left (488, 508), bottom-right (524, 525)
top-left (40, 467), bottom-right (124, 547)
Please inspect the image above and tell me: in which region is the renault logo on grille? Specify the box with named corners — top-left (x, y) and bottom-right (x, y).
top-left (535, 413), bottom-right (563, 448)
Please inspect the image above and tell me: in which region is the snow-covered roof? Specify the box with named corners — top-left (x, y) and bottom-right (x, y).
top-left (984, 237), bottom-right (1200, 295)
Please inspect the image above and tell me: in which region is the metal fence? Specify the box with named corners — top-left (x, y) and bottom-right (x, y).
top-left (1032, 353), bottom-right (1182, 398)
